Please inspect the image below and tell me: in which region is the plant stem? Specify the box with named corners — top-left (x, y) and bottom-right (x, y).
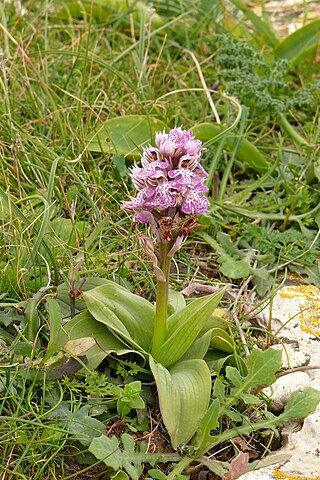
top-left (151, 242), bottom-right (171, 355)
top-left (167, 456), bottom-right (192, 480)
top-left (279, 114), bottom-right (308, 146)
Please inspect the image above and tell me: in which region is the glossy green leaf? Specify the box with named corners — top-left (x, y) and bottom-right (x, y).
top-left (83, 283), bottom-right (154, 352)
top-left (87, 115), bottom-right (166, 157)
top-left (192, 123), bottom-right (270, 174)
top-left (153, 288), bottom-right (226, 367)
top-left (274, 19), bottom-right (320, 65)
top-left (150, 357), bottom-right (211, 449)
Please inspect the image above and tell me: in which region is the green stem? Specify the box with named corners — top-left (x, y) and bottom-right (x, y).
top-left (279, 114), bottom-right (309, 146)
top-left (151, 242), bottom-right (171, 355)
top-left (166, 456), bottom-right (192, 480)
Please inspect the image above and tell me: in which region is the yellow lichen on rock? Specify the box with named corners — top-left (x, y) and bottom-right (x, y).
top-left (279, 285), bottom-right (320, 337)
top-left (273, 470), bottom-right (320, 480)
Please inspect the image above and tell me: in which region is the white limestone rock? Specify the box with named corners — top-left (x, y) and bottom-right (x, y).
top-left (263, 371), bottom-right (310, 410)
top-left (237, 472), bottom-right (275, 480)
top-left (239, 283), bottom-right (320, 479)
top-left (271, 343), bottom-right (310, 369)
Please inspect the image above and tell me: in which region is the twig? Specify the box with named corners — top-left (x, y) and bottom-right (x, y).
top-left (276, 365), bottom-right (320, 379)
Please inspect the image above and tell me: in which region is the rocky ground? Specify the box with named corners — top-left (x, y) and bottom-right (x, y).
top-left (239, 281), bottom-right (320, 479)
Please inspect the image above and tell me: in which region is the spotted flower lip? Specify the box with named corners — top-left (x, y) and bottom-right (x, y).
top-left (122, 126), bottom-right (210, 219)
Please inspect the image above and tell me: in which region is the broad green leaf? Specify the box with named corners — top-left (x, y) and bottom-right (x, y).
top-left (83, 283), bottom-right (155, 352)
top-left (280, 387), bottom-right (320, 422)
top-left (218, 255), bottom-right (251, 279)
top-left (150, 357), bottom-right (211, 449)
top-left (192, 123), bottom-right (269, 174)
top-left (87, 115), bottom-right (166, 157)
top-left (89, 433), bottom-right (151, 480)
top-left (199, 232), bottom-right (251, 279)
top-left (167, 289), bottom-right (186, 316)
top-left (274, 19), bottom-right (320, 65)
top-left (153, 288), bottom-right (226, 367)
top-left (89, 435), bottom-right (122, 472)
top-left (46, 218), bottom-right (88, 250)
top-left (246, 348), bottom-right (282, 388)
top-left (210, 328), bottom-right (235, 353)
top-left (58, 310), bottom-right (137, 369)
top-left (43, 297), bottom-right (63, 362)
top-left (223, 349), bottom-right (281, 398)
top-left (65, 405), bottom-right (105, 447)
top-left (117, 381), bottom-right (145, 417)
top-left (57, 277), bottom-right (115, 318)
top-left (180, 330), bottom-right (212, 361)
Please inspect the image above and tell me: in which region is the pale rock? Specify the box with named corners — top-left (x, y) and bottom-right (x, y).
top-left (271, 343), bottom-right (310, 369)
top-left (237, 472), bottom-right (275, 480)
top-left (263, 372), bottom-right (310, 410)
top-left (239, 283), bottom-right (320, 479)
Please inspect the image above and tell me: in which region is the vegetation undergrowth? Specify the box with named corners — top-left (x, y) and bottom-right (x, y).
top-left (1, 0), bottom-right (320, 479)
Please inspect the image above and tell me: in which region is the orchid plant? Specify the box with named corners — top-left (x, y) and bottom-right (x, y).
top-left (121, 127), bottom-right (211, 354)
top-left (58, 127), bottom-right (226, 448)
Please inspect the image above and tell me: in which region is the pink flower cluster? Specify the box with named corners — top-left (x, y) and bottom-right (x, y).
top-left (123, 127), bottom-right (210, 220)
